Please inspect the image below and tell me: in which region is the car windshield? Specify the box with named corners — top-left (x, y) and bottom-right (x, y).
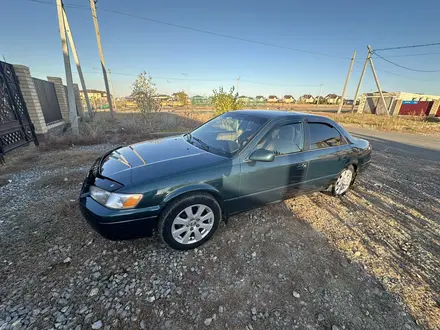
top-left (185, 112), bottom-right (268, 157)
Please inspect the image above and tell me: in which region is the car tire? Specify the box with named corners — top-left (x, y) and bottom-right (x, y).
top-left (158, 192), bottom-right (221, 250)
top-left (333, 165), bottom-right (355, 196)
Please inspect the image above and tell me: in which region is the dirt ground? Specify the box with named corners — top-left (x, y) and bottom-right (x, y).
top-left (0, 133), bottom-right (439, 329)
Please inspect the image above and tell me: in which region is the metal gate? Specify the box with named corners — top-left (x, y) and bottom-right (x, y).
top-left (33, 77), bottom-right (63, 124)
top-left (0, 61), bottom-right (38, 160)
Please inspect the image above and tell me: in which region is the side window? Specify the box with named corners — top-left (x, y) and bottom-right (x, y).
top-left (309, 123), bottom-right (343, 150)
top-left (257, 123), bottom-right (304, 155)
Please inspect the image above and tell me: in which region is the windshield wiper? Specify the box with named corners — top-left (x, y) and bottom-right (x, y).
top-left (185, 133), bottom-right (210, 150)
top-left (192, 136), bottom-right (210, 150)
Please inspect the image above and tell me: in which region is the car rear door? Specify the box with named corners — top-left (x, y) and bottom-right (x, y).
top-left (233, 122), bottom-right (309, 212)
top-left (303, 121), bottom-right (352, 191)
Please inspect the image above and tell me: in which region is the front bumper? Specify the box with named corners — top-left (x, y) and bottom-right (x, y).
top-left (358, 159), bottom-right (371, 173)
top-left (79, 196), bottom-right (160, 240)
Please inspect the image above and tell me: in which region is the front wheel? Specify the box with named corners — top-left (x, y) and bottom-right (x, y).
top-left (333, 165), bottom-right (354, 196)
top-left (158, 193), bottom-right (221, 250)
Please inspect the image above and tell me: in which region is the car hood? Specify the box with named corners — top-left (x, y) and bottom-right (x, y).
top-left (99, 136), bottom-right (227, 186)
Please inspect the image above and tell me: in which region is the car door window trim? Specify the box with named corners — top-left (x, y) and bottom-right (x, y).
top-left (307, 121), bottom-right (348, 150)
top-left (244, 121), bottom-right (305, 161)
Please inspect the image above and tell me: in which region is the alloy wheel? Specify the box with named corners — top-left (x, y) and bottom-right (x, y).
top-left (335, 168), bottom-right (353, 195)
top-left (171, 204), bottom-right (214, 244)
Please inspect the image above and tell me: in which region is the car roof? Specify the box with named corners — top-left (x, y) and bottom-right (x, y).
top-left (236, 109), bottom-right (327, 121)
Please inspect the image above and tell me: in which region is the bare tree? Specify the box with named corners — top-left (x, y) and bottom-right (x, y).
top-left (131, 72), bottom-right (160, 119)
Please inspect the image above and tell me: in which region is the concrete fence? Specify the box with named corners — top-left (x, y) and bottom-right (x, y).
top-left (13, 64), bottom-right (83, 137)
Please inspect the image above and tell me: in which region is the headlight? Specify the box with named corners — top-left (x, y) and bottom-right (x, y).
top-left (89, 186), bottom-right (142, 209)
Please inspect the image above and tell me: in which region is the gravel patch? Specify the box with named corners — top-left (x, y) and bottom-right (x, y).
top-left (0, 144), bottom-right (425, 330)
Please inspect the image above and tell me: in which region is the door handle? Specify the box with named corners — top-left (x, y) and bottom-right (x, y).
top-left (296, 162), bottom-right (307, 168)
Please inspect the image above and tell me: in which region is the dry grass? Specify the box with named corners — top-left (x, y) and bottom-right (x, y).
top-left (40, 111), bottom-right (209, 151)
top-left (322, 113), bottom-right (440, 136)
top-left (0, 148), bottom-right (102, 177)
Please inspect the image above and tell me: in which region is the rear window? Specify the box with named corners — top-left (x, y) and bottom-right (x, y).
top-left (309, 123), bottom-right (343, 150)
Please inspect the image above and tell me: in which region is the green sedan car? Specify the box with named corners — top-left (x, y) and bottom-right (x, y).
top-left (79, 110), bottom-right (371, 250)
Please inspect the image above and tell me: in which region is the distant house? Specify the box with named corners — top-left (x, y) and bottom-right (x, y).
top-left (191, 95), bottom-right (206, 105)
top-left (315, 96), bottom-right (325, 104)
top-left (299, 94), bottom-right (315, 104)
top-left (153, 94), bottom-right (170, 101)
top-left (238, 96), bottom-right (250, 104)
top-left (283, 95), bottom-right (295, 103)
top-left (170, 92), bottom-right (190, 105)
top-left (267, 95), bottom-right (279, 103)
top-left (80, 89), bottom-right (109, 100)
top-left (256, 95), bottom-right (266, 102)
top-left (325, 94), bottom-right (341, 104)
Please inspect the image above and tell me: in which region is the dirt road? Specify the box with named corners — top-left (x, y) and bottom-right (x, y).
top-left (0, 128), bottom-right (438, 329)
top-left (348, 126), bottom-right (440, 161)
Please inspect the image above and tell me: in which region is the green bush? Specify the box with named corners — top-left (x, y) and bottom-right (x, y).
top-left (212, 86), bottom-right (244, 115)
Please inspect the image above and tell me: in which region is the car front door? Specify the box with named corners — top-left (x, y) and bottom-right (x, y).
top-left (233, 122), bottom-right (309, 213)
top-left (303, 121), bottom-right (352, 191)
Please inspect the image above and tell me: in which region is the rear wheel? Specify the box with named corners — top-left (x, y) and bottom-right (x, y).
top-left (333, 165), bottom-right (354, 196)
top-left (158, 193), bottom-right (221, 250)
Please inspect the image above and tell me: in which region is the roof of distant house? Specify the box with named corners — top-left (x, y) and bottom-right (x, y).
top-left (80, 89), bottom-right (107, 94)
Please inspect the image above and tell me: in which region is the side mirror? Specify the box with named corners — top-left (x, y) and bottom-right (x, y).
top-left (248, 149), bottom-right (275, 162)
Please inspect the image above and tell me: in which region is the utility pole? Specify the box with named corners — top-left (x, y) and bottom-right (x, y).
top-left (62, 8), bottom-right (93, 118)
top-left (89, 0), bottom-right (114, 116)
top-left (367, 45), bottom-right (389, 116)
top-left (351, 46), bottom-right (389, 115)
top-left (316, 84), bottom-right (322, 107)
top-left (351, 50), bottom-right (370, 113)
top-left (107, 69), bottom-right (117, 111)
top-left (56, 0), bottom-right (78, 134)
top-left (237, 76), bottom-right (240, 95)
top-left (337, 50), bottom-right (356, 114)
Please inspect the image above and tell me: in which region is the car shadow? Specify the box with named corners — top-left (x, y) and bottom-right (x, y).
top-left (280, 139), bottom-right (439, 328)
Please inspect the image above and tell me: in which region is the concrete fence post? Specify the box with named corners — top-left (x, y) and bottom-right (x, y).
top-left (357, 94), bottom-right (367, 113)
top-left (47, 76), bottom-right (69, 122)
top-left (428, 99), bottom-right (440, 117)
top-left (13, 64), bottom-right (48, 135)
top-left (392, 99), bottom-right (403, 116)
top-left (73, 83), bottom-right (84, 117)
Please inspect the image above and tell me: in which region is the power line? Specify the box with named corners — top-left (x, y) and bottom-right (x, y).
top-left (381, 52), bottom-right (440, 58)
top-left (82, 70), bottom-right (322, 87)
top-left (352, 59), bottom-right (434, 81)
top-left (26, 0), bottom-right (438, 82)
top-left (100, 9), bottom-right (352, 60)
top-left (374, 42), bottom-right (440, 51)
top-left (28, 0), bottom-right (88, 8)
top-left (27, 0), bottom-right (350, 60)
top-left (240, 79), bottom-right (320, 87)
top-left (372, 51), bottom-right (440, 73)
